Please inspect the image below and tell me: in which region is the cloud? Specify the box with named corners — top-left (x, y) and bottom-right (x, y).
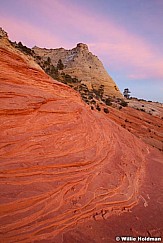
top-left (1, 0), bottom-right (163, 82)
top-left (33, 0), bottom-right (163, 80)
top-left (90, 42), bottom-right (163, 80)
top-left (0, 15), bottom-right (63, 48)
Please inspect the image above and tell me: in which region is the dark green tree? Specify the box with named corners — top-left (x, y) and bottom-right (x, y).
top-left (123, 88), bottom-right (131, 99)
top-left (57, 59), bottom-right (64, 70)
top-left (47, 56), bottom-right (51, 64)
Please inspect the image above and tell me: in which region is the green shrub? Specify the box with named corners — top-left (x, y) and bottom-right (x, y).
top-left (57, 59), bottom-right (64, 70)
top-left (104, 108), bottom-right (109, 113)
top-left (96, 105), bottom-right (101, 111)
top-left (105, 98), bottom-right (112, 106)
top-left (119, 100), bottom-right (128, 107)
top-left (140, 108), bottom-right (145, 112)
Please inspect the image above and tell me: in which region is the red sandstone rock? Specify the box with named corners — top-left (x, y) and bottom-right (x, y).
top-left (62, 149), bottom-right (163, 243)
top-left (0, 39), bottom-right (162, 243)
top-left (103, 105), bottom-right (163, 151)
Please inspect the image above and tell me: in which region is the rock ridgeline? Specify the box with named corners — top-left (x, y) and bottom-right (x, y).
top-left (32, 43), bottom-right (123, 98)
top-left (0, 27), bottom-right (8, 39)
top-left (0, 27), bottom-right (126, 112)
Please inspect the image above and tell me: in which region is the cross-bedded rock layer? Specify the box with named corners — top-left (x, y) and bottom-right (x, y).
top-left (0, 38), bottom-right (150, 242)
top-left (101, 105), bottom-right (163, 151)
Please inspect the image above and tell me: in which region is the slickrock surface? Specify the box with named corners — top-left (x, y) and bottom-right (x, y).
top-left (103, 105), bottom-right (163, 151)
top-left (33, 43), bottom-right (123, 98)
top-left (0, 28), bottom-right (42, 72)
top-left (128, 98), bottom-right (163, 118)
top-left (0, 37), bottom-right (162, 242)
top-left (62, 149), bottom-right (163, 243)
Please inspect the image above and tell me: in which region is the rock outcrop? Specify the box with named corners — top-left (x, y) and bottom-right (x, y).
top-left (0, 29), bottom-right (162, 242)
top-left (0, 27), bottom-right (8, 39)
top-left (33, 43), bottom-right (123, 98)
top-left (100, 103), bottom-right (163, 151)
top-left (14, 39), bottom-right (163, 151)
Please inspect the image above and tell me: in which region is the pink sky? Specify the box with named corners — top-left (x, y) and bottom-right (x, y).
top-left (0, 0), bottom-right (162, 101)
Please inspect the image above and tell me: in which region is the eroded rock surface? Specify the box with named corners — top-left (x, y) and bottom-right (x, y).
top-left (62, 149), bottom-right (163, 243)
top-left (32, 43), bottom-right (123, 98)
top-left (101, 105), bottom-right (163, 151)
top-left (0, 34), bottom-right (162, 243)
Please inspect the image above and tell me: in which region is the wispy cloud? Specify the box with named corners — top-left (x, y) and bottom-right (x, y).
top-left (0, 15), bottom-right (63, 48)
top-left (90, 42), bottom-right (163, 80)
top-left (1, 0), bottom-right (163, 82)
top-left (32, 0), bottom-right (163, 81)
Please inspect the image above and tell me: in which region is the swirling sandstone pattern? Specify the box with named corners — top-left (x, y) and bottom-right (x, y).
top-left (0, 40), bottom-right (148, 242)
top-left (104, 105), bottom-right (163, 151)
